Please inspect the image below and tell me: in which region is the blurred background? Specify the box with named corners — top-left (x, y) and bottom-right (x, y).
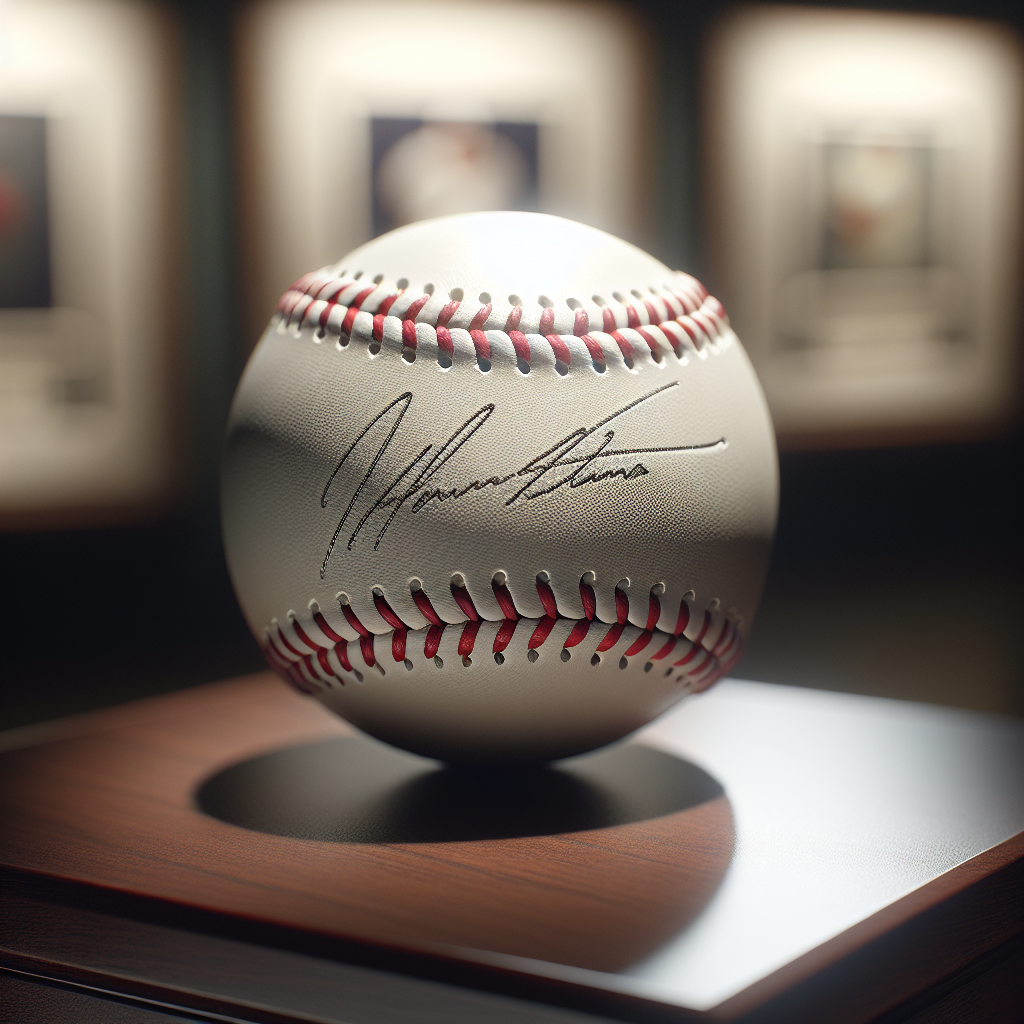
top-left (1, 0), bottom-right (1020, 732)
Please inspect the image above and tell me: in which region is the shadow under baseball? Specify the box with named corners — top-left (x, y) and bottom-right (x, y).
top-left (196, 733), bottom-right (723, 843)
top-left (195, 735), bottom-right (735, 973)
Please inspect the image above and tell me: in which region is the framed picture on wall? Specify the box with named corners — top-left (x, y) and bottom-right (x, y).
top-left (0, 0), bottom-right (181, 527)
top-left (235, 0), bottom-right (655, 351)
top-left (705, 6), bottom-right (1022, 448)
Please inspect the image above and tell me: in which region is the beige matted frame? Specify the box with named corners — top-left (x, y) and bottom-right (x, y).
top-left (704, 5), bottom-right (1023, 450)
top-left (0, 0), bottom-right (184, 528)
top-left (235, 0), bottom-right (655, 354)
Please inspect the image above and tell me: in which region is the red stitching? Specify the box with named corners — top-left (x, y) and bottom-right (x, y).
top-left (537, 578), bottom-right (558, 618)
top-left (469, 303), bottom-right (492, 330)
top-left (459, 620), bottom-right (482, 657)
top-left (624, 631), bottom-right (652, 657)
top-left (402, 319), bottom-right (417, 351)
top-left (392, 629), bottom-right (407, 663)
top-left (508, 330), bottom-right (531, 364)
top-left (614, 587), bottom-right (629, 624)
top-left (281, 273), bottom-right (727, 373)
top-left (563, 619), bottom-right (591, 648)
top-left (341, 603), bottom-right (370, 637)
top-left (646, 593), bottom-right (661, 631)
top-left (492, 580), bottom-right (519, 619)
top-left (359, 633), bottom-right (375, 667)
top-left (580, 581), bottom-right (596, 619)
top-left (335, 639), bottom-right (353, 672)
top-left (493, 618), bottom-right (517, 653)
top-left (401, 293), bottom-right (431, 322)
top-left (373, 592), bottom-right (407, 630)
top-left (424, 623), bottom-right (445, 658)
top-left (451, 581), bottom-right (479, 621)
top-left (469, 329), bottom-right (490, 362)
top-left (529, 616), bottom-right (557, 648)
top-left (596, 622), bottom-right (624, 652)
top-left (436, 326), bottom-right (454, 358)
top-left (412, 588), bottom-right (443, 625)
top-left (546, 334), bottom-right (571, 366)
top-left (437, 299), bottom-right (460, 327)
top-left (579, 333), bottom-right (605, 366)
top-left (268, 578), bottom-right (737, 692)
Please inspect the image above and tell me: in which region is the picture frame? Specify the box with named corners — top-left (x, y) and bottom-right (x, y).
top-left (0, 0), bottom-right (182, 526)
top-left (705, 6), bottom-right (1023, 448)
top-left (236, 0), bottom-right (654, 352)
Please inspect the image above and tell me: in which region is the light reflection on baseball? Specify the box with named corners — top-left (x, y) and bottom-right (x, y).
top-left (221, 212), bottom-right (777, 762)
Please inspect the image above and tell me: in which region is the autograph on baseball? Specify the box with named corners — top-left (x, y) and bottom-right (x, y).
top-left (319, 382), bottom-right (725, 576)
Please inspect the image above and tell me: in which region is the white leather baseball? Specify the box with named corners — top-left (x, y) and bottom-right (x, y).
top-left (222, 212), bottom-right (778, 762)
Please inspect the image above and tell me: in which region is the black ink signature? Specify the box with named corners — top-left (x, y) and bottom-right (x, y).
top-left (319, 382), bottom-right (724, 577)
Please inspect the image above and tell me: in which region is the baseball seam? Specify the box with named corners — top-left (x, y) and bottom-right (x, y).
top-left (263, 576), bottom-right (742, 698)
top-left (275, 269), bottom-right (730, 374)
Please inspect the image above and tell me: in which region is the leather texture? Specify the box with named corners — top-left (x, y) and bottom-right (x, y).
top-left (222, 212), bottom-right (778, 762)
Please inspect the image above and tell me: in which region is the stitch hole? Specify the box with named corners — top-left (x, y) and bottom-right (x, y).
top-left (555, 360), bottom-right (569, 377)
top-left (644, 661), bottom-right (653, 673)
top-left (337, 334), bottom-right (349, 349)
top-left (449, 287), bottom-right (464, 301)
top-left (494, 652), bottom-right (505, 665)
top-left (402, 347), bottom-right (416, 363)
top-left (423, 283), bottom-right (435, 295)
top-left (353, 669), bottom-right (364, 683)
top-left (684, 589), bottom-right (696, 601)
top-left (592, 294), bottom-right (605, 306)
top-left (592, 360), bottom-right (606, 374)
top-left (315, 327), bottom-right (325, 341)
top-left (560, 649), bottom-right (571, 663)
top-left (618, 656), bottom-right (628, 670)
top-left (591, 653), bottom-right (601, 666)
top-left (368, 339), bottom-right (382, 355)
top-left (566, 297), bottom-right (582, 310)
top-left (527, 649), bottom-right (540, 664)
top-left (434, 655), bottom-right (444, 669)
top-left (630, 288), bottom-right (643, 299)
top-left (373, 273), bottom-right (384, 284)
top-left (462, 655), bottom-right (473, 668)
top-left (508, 293), bottom-right (522, 306)
top-left (492, 571), bottom-right (506, 585)
top-left (612, 291), bottom-right (625, 303)
top-left (478, 291), bottom-right (491, 303)
top-left (408, 578), bottom-right (422, 593)
top-left (665, 667), bottom-right (674, 677)
top-left (477, 355), bottom-right (491, 373)
top-left (403, 659), bottom-right (413, 671)
top-left (538, 295), bottom-right (554, 308)
top-left (517, 357), bottom-right (531, 375)
top-left (437, 351), bottom-right (452, 370)
top-left (353, 270), bottom-right (363, 280)
top-left (396, 278), bottom-right (408, 290)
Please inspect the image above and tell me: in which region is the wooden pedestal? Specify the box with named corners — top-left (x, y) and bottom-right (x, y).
top-left (1, 673), bottom-right (1022, 1023)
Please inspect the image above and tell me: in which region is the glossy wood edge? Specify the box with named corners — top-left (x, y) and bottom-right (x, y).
top-left (3, 825), bottom-right (1022, 1024)
top-left (710, 830), bottom-right (1024, 1022)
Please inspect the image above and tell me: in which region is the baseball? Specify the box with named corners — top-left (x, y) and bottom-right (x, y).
top-left (222, 212), bottom-right (777, 762)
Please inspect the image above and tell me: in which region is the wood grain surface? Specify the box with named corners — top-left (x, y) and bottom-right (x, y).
top-left (0, 672), bottom-right (734, 975)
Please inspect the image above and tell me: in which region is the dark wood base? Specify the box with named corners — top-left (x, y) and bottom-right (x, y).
top-left (1, 673), bottom-right (1022, 1022)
